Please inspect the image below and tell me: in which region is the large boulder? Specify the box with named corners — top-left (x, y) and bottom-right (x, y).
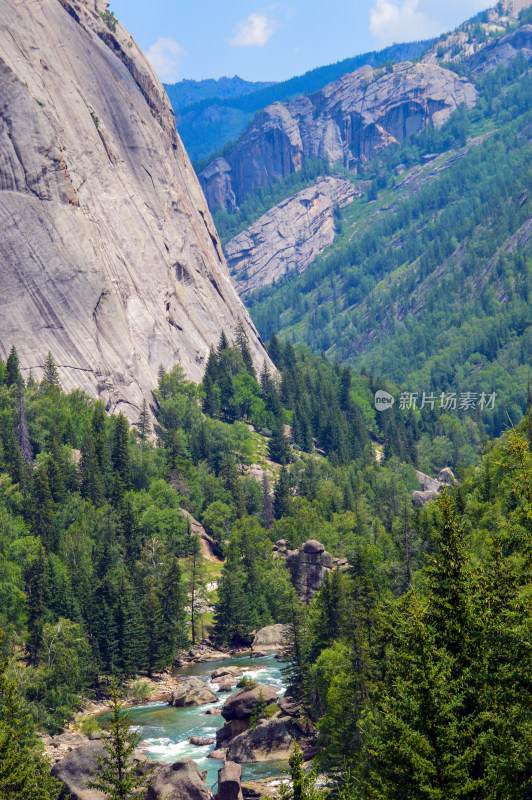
top-left (52, 740), bottom-right (110, 800)
top-left (52, 743), bottom-right (211, 800)
top-left (221, 685), bottom-right (278, 721)
top-left (251, 625), bottom-right (287, 653)
top-left (217, 761), bottom-right (243, 800)
top-left (211, 667), bottom-right (244, 680)
top-left (169, 677), bottom-right (218, 707)
top-left (226, 716), bottom-right (315, 763)
top-left (145, 758), bottom-right (212, 800)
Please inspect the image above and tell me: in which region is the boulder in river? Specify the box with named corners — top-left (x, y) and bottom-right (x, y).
top-left (190, 736), bottom-right (216, 746)
top-left (52, 743), bottom-right (211, 800)
top-left (169, 677), bottom-right (218, 707)
top-left (211, 666), bottom-right (245, 680)
top-left (226, 716), bottom-right (315, 763)
top-left (250, 625), bottom-right (287, 654)
top-left (145, 757), bottom-right (213, 800)
top-left (221, 684), bottom-right (278, 721)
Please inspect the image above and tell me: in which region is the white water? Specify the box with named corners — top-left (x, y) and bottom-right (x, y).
top-left (100, 653), bottom-right (287, 789)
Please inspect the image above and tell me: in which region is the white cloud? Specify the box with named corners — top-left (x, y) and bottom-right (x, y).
top-left (145, 37), bottom-right (183, 82)
top-left (369, 0), bottom-right (437, 45)
top-left (228, 12), bottom-right (276, 47)
top-left (369, 0), bottom-right (490, 47)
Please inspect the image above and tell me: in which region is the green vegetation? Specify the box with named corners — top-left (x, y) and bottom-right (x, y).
top-left (174, 42), bottom-right (431, 164)
top-left (87, 682), bottom-right (153, 799)
top-left (100, 9), bottom-right (118, 33)
top-left (247, 57), bottom-right (532, 438)
top-left (214, 158), bottom-right (332, 245)
top-left (280, 419), bottom-right (532, 798)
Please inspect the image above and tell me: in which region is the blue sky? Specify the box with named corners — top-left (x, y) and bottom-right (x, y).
top-left (109, 0), bottom-right (490, 83)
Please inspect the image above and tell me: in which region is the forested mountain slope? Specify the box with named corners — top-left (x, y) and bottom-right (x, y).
top-left (208, 6), bottom-right (532, 436)
top-left (0, 0), bottom-right (268, 419)
top-left (173, 41), bottom-right (431, 164)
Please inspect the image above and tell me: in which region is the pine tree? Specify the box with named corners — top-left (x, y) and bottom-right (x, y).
top-left (274, 466), bottom-right (290, 519)
top-left (137, 399), bottom-right (151, 442)
top-left (186, 532), bottom-right (206, 645)
top-left (32, 465), bottom-right (55, 550)
top-left (112, 414), bottom-right (131, 493)
top-left (15, 379), bottom-right (32, 463)
top-left (91, 402), bottom-right (109, 473)
top-left (282, 591), bottom-right (311, 709)
top-left (278, 740), bottom-right (325, 800)
top-left (235, 321), bottom-right (256, 378)
top-left (261, 472), bottom-right (274, 529)
top-left (213, 538), bottom-right (254, 646)
top-left (41, 352), bottom-right (60, 392)
top-left (0, 637), bottom-right (61, 799)
top-left (142, 579), bottom-right (165, 676)
top-left (88, 683), bottom-right (154, 799)
top-left (217, 330), bottom-right (229, 354)
top-left (267, 333), bottom-right (282, 367)
top-left (5, 346), bottom-right (21, 387)
top-left (159, 557), bottom-right (187, 663)
top-left (24, 543), bottom-right (48, 666)
top-left (269, 415), bottom-right (289, 465)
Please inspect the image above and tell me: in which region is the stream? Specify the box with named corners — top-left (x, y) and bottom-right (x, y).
top-left (100, 653), bottom-right (287, 790)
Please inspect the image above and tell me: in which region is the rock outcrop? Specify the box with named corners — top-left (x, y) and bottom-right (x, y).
top-left (169, 676), bottom-right (218, 707)
top-left (468, 24), bottom-right (532, 74)
top-left (199, 63), bottom-right (477, 211)
top-left (225, 177), bottom-right (362, 296)
top-left (52, 743), bottom-right (212, 800)
top-left (412, 467), bottom-right (457, 507)
top-left (0, 0), bottom-right (269, 418)
top-left (282, 540), bottom-right (334, 603)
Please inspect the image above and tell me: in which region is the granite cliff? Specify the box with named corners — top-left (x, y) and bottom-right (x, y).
top-left (225, 177), bottom-right (364, 296)
top-left (0, 0), bottom-right (268, 417)
top-left (199, 62), bottom-right (477, 212)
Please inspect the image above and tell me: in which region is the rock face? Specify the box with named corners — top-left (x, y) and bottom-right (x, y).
top-left (169, 676), bottom-right (218, 707)
top-left (199, 62), bottom-right (477, 211)
top-left (468, 24), bottom-right (532, 74)
top-left (0, 0), bottom-right (268, 417)
top-left (251, 624), bottom-right (287, 654)
top-left (225, 177), bottom-right (362, 296)
top-left (284, 540), bottom-right (334, 603)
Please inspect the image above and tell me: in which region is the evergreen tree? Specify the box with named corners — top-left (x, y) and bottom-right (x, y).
top-left (15, 380), bottom-right (32, 463)
top-left (5, 346), bottom-right (20, 387)
top-left (159, 557), bottom-right (187, 663)
top-left (217, 330), bottom-right (229, 353)
top-left (0, 638), bottom-right (61, 799)
top-left (235, 321), bottom-right (256, 378)
top-left (213, 538), bottom-right (254, 646)
top-left (24, 543), bottom-right (48, 666)
top-left (32, 465), bottom-right (55, 550)
top-left (112, 414), bottom-right (131, 494)
top-left (261, 472), bottom-right (274, 529)
top-left (137, 399), bottom-right (151, 442)
top-left (142, 579), bottom-right (165, 676)
top-left (274, 466), bottom-right (290, 519)
top-left (91, 402), bottom-right (109, 473)
top-left (88, 683), bottom-right (154, 799)
top-left (41, 352), bottom-right (60, 392)
top-left (269, 415), bottom-right (289, 465)
top-left (186, 533), bottom-right (206, 645)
